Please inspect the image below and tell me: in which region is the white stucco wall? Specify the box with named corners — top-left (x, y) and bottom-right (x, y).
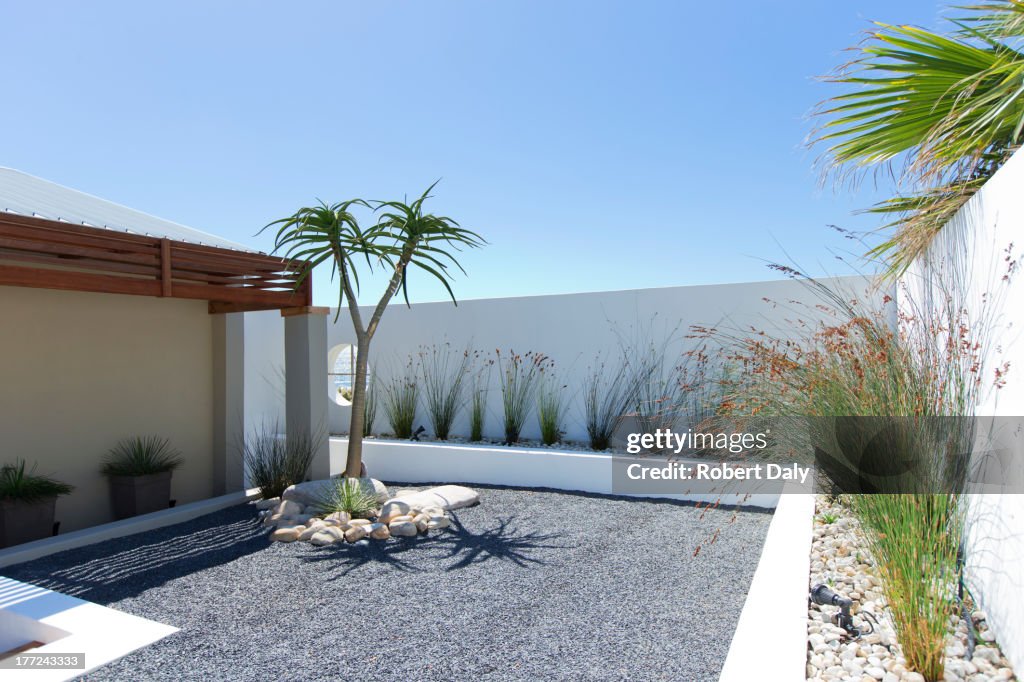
top-left (904, 148), bottom-right (1024, 673)
top-left (244, 275), bottom-right (869, 444)
top-left (0, 287), bottom-right (216, 533)
top-left (905, 146), bottom-right (1024, 671)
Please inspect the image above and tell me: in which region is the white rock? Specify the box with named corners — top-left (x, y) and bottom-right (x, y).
top-left (389, 514), bottom-right (414, 525)
top-left (381, 485), bottom-right (479, 513)
top-left (349, 518), bottom-right (371, 527)
top-left (282, 477), bottom-right (389, 506)
top-left (275, 499), bottom-right (304, 517)
top-left (254, 497), bottom-right (279, 510)
top-left (344, 525), bottom-right (368, 542)
top-left (369, 523), bottom-right (390, 540)
top-left (389, 520), bottom-right (418, 537)
top-left (309, 531), bottom-right (337, 546)
top-left (865, 666), bottom-right (884, 680)
top-left (379, 501), bottom-right (411, 523)
top-left (427, 516), bottom-right (450, 530)
top-left (271, 527), bottom-right (301, 542)
top-left (413, 513), bottom-right (430, 532)
top-left (904, 672), bottom-right (926, 682)
top-left (882, 673), bottom-right (898, 682)
top-left (974, 647), bottom-right (1001, 664)
top-left (326, 511), bottom-right (351, 524)
top-left (394, 489), bottom-right (420, 497)
top-left (299, 524), bottom-right (325, 541)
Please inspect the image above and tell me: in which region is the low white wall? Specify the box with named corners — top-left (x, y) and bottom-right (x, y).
top-left (0, 287), bottom-right (216, 533)
top-left (246, 276), bottom-right (868, 443)
top-left (904, 147), bottom-right (1024, 672)
top-left (331, 437), bottom-right (780, 509)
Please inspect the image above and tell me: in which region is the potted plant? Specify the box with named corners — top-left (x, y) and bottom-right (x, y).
top-left (102, 436), bottom-right (183, 519)
top-left (0, 459), bottom-right (74, 548)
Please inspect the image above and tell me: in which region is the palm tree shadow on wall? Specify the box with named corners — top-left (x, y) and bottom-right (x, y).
top-left (299, 514), bottom-right (569, 579)
top-left (2, 505), bottom-right (268, 604)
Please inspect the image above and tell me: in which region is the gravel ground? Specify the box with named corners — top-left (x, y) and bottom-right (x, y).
top-left (6, 486), bottom-right (772, 682)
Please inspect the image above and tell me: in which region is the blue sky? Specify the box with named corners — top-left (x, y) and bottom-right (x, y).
top-left (0, 1), bottom-right (947, 305)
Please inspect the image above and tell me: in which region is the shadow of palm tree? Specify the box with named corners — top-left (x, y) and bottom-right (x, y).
top-left (297, 512), bottom-right (569, 578)
top-left (434, 515), bottom-right (568, 570)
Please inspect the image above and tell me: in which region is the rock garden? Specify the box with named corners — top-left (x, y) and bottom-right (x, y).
top-left (255, 478), bottom-right (479, 546)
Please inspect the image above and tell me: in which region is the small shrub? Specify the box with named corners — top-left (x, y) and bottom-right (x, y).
top-left (469, 352), bottom-right (494, 441)
top-left (381, 360), bottom-right (419, 438)
top-left (497, 349), bottom-right (549, 443)
top-left (583, 353), bottom-right (641, 450)
top-left (102, 436), bottom-right (183, 476)
top-left (316, 478), bottom-right (378, 518)
top-left (242, 424), bottom-right (316, 500)
top-left (0, 459), bottom-right (74, 501)
top-left (818, 511), bottom-right (838, 524)
top-left (419, 343), bottom-right (470, 440)
top-left (363, 372), bottom-right (378, 437)
top-left (536, 374), bottom-right (567, 445)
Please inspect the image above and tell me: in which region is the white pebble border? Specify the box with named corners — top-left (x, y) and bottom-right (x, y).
top-left (807, 496), bottom-right (1016, 682)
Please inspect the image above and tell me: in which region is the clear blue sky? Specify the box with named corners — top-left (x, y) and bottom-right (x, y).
top-left (0, 1), bottom-right (947, 305)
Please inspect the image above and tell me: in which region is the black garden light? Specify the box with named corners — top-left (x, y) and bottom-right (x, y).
top-left (810, 583), bottom-right (869, 638)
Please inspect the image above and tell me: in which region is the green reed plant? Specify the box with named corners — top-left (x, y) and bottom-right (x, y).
top-left (852, 494), bottom-right (962, 680)
top-left (242, 423), bottom-right (316, 500)
top-left (363, 372), bottom-right (378, 438)
top-left (468, 352), bottom-right (493, 441)
top-left (536, 373), bottom-right (567, 446)
top-left (419, 343), bottom-right (470, 440)
top-left (496, 349), bottom-right (549, 444)
top-left (699, 263), bottom-right (1012, 681)
top-left (381, 358), bottom-right (419, 439)
top-left (0, 459), bottom-right (73, 501)
top-left (102, 436), bottom-right (183, 476)
top-left (582, 352), bottom-right (642, 451)
top-left (315, 477), bottom-right (378, 519)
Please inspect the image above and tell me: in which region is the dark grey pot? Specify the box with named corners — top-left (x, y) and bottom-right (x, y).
top-left (0, 496), bottom-right (57, 548)
top-left (109, 471), bottom-right (173, 519)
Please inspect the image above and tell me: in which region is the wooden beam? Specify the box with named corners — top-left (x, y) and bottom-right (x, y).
top-left (160, 238), bottom-right (172, 296)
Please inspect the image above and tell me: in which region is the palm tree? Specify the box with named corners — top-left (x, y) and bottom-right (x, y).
top-left (811, 1), bottom-right (1024, 276)
top-left (265, 182), bottom-right (485, 477)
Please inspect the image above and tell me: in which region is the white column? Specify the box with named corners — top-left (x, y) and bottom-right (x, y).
top-left (283, 307), bottom-right (330, 481)
top-left (212, 312), bottom-right (245, 494)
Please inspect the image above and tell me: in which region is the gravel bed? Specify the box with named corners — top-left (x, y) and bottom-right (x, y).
top-left (6, 486), bottom-right (772, 681)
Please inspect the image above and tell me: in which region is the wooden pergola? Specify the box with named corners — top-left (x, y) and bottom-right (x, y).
top-left (0, 212), bottom-right (311, 313)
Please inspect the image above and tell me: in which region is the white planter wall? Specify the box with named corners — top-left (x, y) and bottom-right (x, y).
top-left (903, 148), bottom-right (1024, 673)
top-left (245, 275), bottom-right (869, 442)
top-left (331, 437), bottom-right (780, 509)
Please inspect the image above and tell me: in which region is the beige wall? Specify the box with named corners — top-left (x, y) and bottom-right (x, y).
top-left (0, 286), bottom-right (215, 532)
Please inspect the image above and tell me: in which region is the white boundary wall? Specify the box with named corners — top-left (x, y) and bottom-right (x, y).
top-left (903, 149), bottom-right (1024, 673)
top-left (244, 276), bottom-right (868, 442)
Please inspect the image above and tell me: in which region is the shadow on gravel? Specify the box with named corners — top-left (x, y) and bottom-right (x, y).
top-left (298, 513), bottom-right (569, 578)
top-left (3, 505), bottom-right (267, 604)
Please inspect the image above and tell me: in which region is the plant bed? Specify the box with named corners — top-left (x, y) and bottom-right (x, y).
top-left (806, 495), bottom-right (1016, 682)
top-left (255, 480), bottom-right (474, 545)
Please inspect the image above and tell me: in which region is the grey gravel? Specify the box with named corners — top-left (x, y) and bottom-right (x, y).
top-left (6, 486), bottom-right (772, 681)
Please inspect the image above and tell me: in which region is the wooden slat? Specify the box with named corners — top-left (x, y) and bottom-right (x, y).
top-left (0, 264), bottom-right (160, 297)
top-left (0, 213), bottom-right (312, 311)
top-left (172, 282), bottom-right (307, 306)
top-left (0, 249), bottom-right (159, 277)
top-left (0, 235), bottom-right (160, 267)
